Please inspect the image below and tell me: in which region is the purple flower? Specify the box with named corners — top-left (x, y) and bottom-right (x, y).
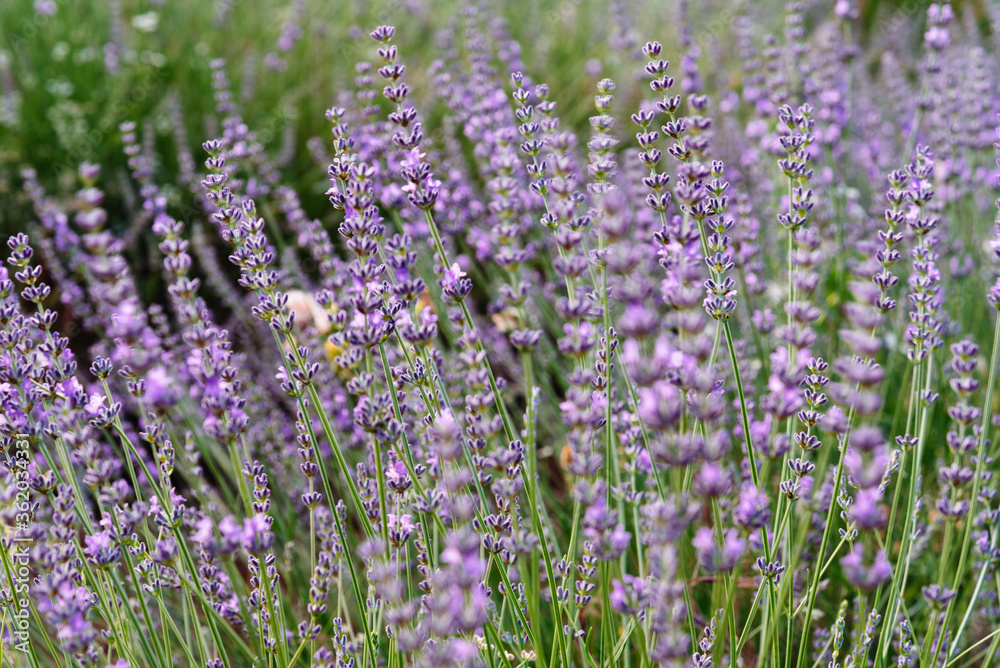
top-left (692, 527), bottom-right (745, 572)
top-left (610, 574), bottom-right (647, 615)
top-left (584, 498), bottom-right (632, 560)
top-left (241, 514), bottom-right (274, 554)
top-left (733, 482), bottom-right (770, 530)
top-left (217, 516), bottom-right (243, 554)
top-left (990, 278), bottom-right (1000, 310)
top-left (840, 546), bottom-right (891, 590)
top-left (850, 488), bottom-right (887, 530)
top-left (83, 530), bottom-right (111, 557)
top-left (192, 516), bottom-right (215, 545)
top-left (385, 460), bottom-right (412, 494)
top-left (638, 381), bottom-right (683, 430)
top-left (693, 462), bottom-right (732, 498)
top-left (440, 531), bottom-right (485, 582)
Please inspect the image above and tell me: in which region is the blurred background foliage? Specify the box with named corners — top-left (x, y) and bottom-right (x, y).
top-left (0, 0), bottom-right (994, 238)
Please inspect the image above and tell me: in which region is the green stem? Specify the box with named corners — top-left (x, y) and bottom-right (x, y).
top-left (934, 312), bottom-right (1000, 666)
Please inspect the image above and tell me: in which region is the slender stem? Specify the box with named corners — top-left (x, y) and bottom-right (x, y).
top-left (935, 312), bottom-right (1000, 666)
top-left (795, 428), bottom-right (849, 668)
top-left (722, 319), bottom-right (779, 657)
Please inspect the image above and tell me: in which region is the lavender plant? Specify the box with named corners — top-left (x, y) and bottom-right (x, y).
top-left (3, 1), bottom-right (1000, 667)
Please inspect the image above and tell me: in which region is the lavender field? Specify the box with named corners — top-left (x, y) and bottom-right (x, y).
top-left (2, 0), bottom-right (1000, 667)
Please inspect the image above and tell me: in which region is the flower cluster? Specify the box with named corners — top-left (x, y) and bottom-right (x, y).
top-left (3, 3), bottom-right (1000, 668)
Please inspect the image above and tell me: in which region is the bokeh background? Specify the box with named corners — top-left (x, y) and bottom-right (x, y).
top-left (0, 0), bottom-right (994, 238)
